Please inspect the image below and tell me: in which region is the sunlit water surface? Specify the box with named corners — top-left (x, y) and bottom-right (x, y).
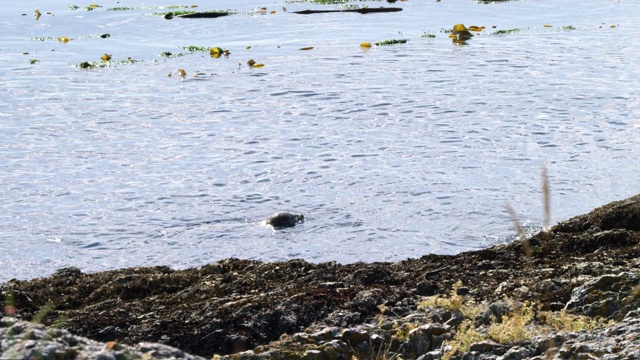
top-left (1, 0), bottom-right (639, 282)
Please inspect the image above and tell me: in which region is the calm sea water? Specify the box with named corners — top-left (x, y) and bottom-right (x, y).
top-left (1, 0), bottom-right (639, 282)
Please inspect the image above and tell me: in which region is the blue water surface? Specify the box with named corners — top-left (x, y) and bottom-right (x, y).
top-left (1, 0), bottom-right (639, 282)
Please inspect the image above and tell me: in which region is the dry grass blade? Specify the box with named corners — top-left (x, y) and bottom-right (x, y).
top-left (505, 202), bottom-right (532, 257)
top-left (542, 164), bottom-right (551, 229)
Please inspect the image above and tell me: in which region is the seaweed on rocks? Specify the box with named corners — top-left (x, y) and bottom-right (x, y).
top-left (2, 195), bottom-right (640, 358)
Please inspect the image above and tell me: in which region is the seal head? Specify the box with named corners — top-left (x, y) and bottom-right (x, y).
top-left (266, 212), bottom-right (304, 229)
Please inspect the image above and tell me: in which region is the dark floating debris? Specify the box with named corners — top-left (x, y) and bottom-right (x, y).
top-left (293, 7), bottom-right (402, 15)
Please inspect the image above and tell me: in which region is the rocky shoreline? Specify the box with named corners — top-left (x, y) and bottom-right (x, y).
top-left (2, 194), bottom-right (640, 359)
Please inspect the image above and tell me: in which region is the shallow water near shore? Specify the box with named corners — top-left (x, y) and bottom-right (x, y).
top-left (1, 0), bottom-right (639, 282)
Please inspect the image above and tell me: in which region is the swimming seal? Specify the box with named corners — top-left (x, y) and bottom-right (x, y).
top-left (266, 212), bottom-right (304, 229)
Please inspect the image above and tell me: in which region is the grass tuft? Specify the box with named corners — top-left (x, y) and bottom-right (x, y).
top-left (418, 280), bottom-right (465, 312)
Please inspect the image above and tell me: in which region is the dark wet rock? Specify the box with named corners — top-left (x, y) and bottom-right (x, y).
top-left (266, 212), bottom-right (304, 229)
top-left (415, 280), bottom-right (440, 296)
top-left (551, 194), bottom-right (640, 233)
top-left (1, 194), bottom-right (640, 359)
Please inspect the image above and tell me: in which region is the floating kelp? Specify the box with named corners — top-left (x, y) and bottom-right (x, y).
top-left (559, 25), bottom-right (576, 31)
top-left (160, 51), bottom-right (175, 57)
top-left (374, 39), bottom-right (407, 46)
top-left (476, 0), bottom-right (518, 3)
top-left (31, 34), bottom-right (110, 41)
top-left (285, 0), bottom-right (349, 4)
top-left (491, 28), bottom-right (524, 35)
top-left (30, 36), bottom-right (56, 41)
top-left (101, 53), bottom-right (111, 61)
top-left (76, 57), bottom-right (141, 69)
top-left (293, 7), bottom-right (402, 14)
top-left (178, 11), bottom-right (231, 18)
top-left (421, 33), bottom-right (436, 38)
top-left (449, 24), bottom-right (473, 44)
top-left (35, 9), bottom-right (41, 20)
top-left (285, 0), bottom-right (389, 3)
top-left (29, 59), bottom-right (40, 65)
top-left (158, 10), bottom-right (197, 18)
top-left (360, 42), bottom-right (372, 47)
top-left (245, 59), bottom-right (264, 68)
top-left (210, 47), bottom-right (230, 58)
top-left (299, 46), bottom-right (314, 50)
top-left (158, 46), bottom-right (230, 58)
top-left (106, 5), bottom-right (193, 11)
top-left (182, 45), bottom-right (208, 52)
top-left (468, 25), bottom-right (485, 32)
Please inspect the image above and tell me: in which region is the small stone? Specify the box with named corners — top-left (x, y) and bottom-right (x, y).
top-left (341, 328), bottom-right (369, 344)
top-left (302, 349), bottom-right (324, 360)
top-left (499, 346), bottom-right (531, 360)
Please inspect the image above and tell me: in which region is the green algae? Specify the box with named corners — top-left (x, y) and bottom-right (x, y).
top-left (180, 45), bottom-right (209, 52)
top-left (285, 0), bottom-right (349, 3)
top-left (76, 58), bottom-right (142, 69)
top-left (156, 10), bottom-right (197, 17)
top-left (30, 36), bottom-right (56, 41)
top-left (161, 45), bottom-right (227, 58)
top-left (375, 39), bottom-right (408, 46)
top-left (106, 7), bottom-right (137, 11)
top-left (285, 0), bottom-right (382, 3)
top-left (491, 28), bottom-right (525, 35)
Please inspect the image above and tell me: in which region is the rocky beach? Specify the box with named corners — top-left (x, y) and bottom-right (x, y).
top-left (2, 194), bottom-right (640, 359)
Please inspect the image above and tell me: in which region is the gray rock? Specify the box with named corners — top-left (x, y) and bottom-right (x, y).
top-left (403, 323), bottom-right (450, 357)
top-left (564, 272), bottom-right (640, 319)
top-left (340, 328), bottom-right (369, 344)
top-left (476, 301), bottom-right (513, 327)
top-left (458, 313), bottom-right (640, 360)
top-left (1, 317), bottom-right (206, 360)
top-left (497, 346), bottom-right (531, 360)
